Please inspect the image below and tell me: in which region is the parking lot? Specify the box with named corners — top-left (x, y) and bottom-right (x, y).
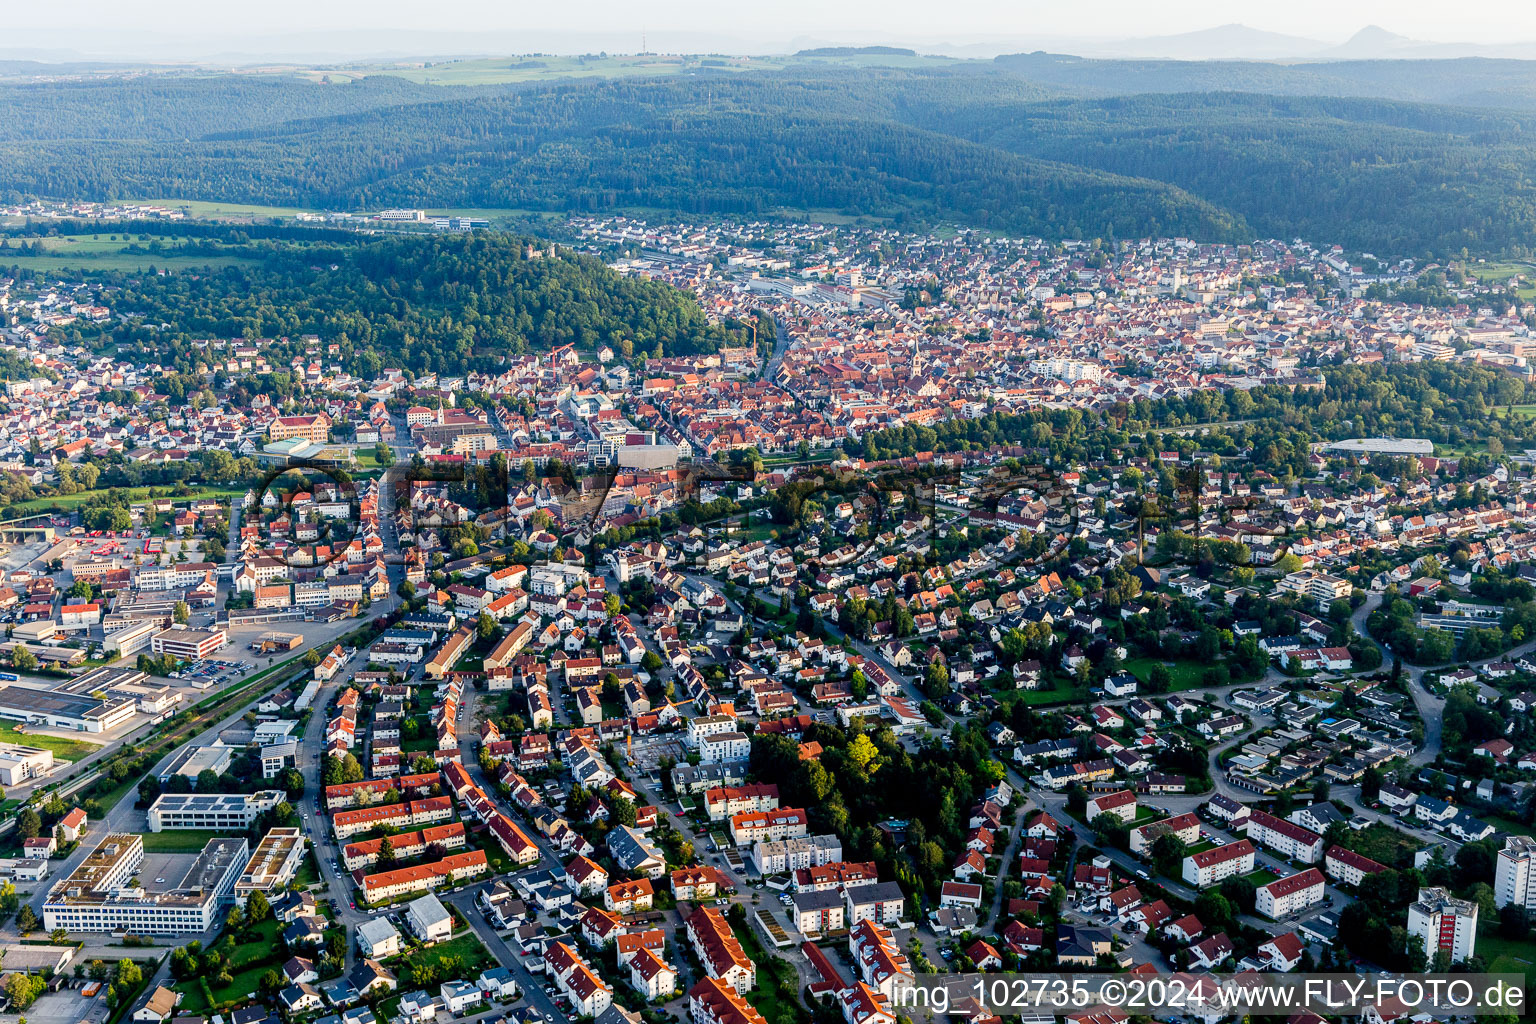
top-left (7, 983), bottom-right (108, 1024)
top-left (170, 657), bottom-right (246, 686)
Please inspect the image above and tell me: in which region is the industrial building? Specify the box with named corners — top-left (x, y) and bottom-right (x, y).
top-left (155, 743), bottom-right (235, 784)
top-left (0, 685), bottom-right (137, 733)
top-left (147, 790), bottom-right (284, 832)
top-left (102, 620), bottom-right (158, 658)
top-left (42, 833), bottom-right (248, 934)
top-left (0, 744), bottom-right (53, 786)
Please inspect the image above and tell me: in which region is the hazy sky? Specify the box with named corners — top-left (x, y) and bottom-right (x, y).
top-left (12, 0), bottom-right (1536, 54)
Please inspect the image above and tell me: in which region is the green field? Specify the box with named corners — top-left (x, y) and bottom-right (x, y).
top-left (1244, 868), bottom-right (1280, 885)
top-left (8, 483), bottom-right (245, 514)
top-left (399, 931), bottom-right (494, 977)
top-left (1009, 676), bottom-right (1090, 707)
top-left (1467, 261), bottom-right (1536, 299)
top-left (128, 198), bottom-right (318, 219)
top-left (0, 234), bottom-right (258, 273)
top-left (139, 829), bottom-right (226, 853)
top-left (1123, 656), bottom-right (1208, 692)
top-left (1473, 932), bottom-right (1536, 996)
top-left (0, 722), bottom-right (100, 762)
top-left (1338, 821), bottom-right (1425, 868)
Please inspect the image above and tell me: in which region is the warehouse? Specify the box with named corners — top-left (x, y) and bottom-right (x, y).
top-left (0, 685), bottom-right (136, 733)
top-left (0, 744), bottom-right (53, 786)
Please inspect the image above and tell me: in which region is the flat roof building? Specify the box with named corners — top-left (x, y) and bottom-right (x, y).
top-left (0, 685), bottom-right (136, 733)
top-left (42, 833), bottom-right (247, 935)
top-left (235, 827), bottom-right (306, 904)
top-left (147, 790), bottom-right (284, 832)
top-left (0, 743), bottom-right (53, 786)
top-left (151, 627), bottom-right (228, 661)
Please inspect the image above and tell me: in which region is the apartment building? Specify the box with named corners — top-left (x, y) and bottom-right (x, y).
top-left (1407, 887), bottom-right (1478, 966)
top-left (1496, 836), bottom-right (1536, 909)
top-left (729, 807), bottom-right (808, 848)
top-left (1255, 868), bottom-right (1326, 919)
top-left (1182, 840), bottom-right (1256, 888)
top-left (1245, 810), bottom-right (1324, 863)
top-left (358, 850), bottom-right (489, 903)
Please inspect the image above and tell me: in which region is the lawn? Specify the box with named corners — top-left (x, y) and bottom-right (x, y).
top-left (139, 829), bottom-right (226, 853)
top-left (1474, 933), bottom-right (1536, 995)
top-left (172, 918), bottom-right (285, 1012)
top-left (1244, 868), bottom-right (1280, 886)
top-left (0, 721), bottom-right (101, 761)
top-left (9, 483), bottom-right (245, 514)
top-left (1007, 676), bottom-right (1090, 707)
top-left (731, 914), bottom-right (806, 1023)
top-left (1123, 656), bottom-right (1208, 692)
top-left (0, 234), bottom-right (258, 274)
top-left (1484, 814), bottom-right (1536, 839)
top-left (1338, 821), bottom-right (1424, 869)
top-left (399, 931), bottom-right (495, 979)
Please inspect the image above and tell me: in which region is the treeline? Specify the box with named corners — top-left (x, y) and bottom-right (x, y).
top-left (993, 51), bottom-right (1536, 111)
top-left (0, 70), bottom-right (1238, 244)
top-left (10, 67), bottom-right (1536, 252)
top-left (37, 230), bottom-right (745, 375)
top-left (845, 362), bottom-right (1536, 475)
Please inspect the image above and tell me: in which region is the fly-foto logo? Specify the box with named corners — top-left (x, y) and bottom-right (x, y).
top-left (246, 461), bottom-right (364, 570)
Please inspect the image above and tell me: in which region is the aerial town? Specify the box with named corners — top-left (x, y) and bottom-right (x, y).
top-left (0, 211), bottom-right (1532, 1024)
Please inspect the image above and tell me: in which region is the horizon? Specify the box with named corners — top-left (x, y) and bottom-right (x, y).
top-left (10, 7), bottom-right (1536, 65)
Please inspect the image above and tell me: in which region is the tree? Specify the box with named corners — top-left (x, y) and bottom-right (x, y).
top-left (641, 651), bottom-right (665, 674)
top-left (113, 960), bottom-right (142, 991)
top-left (258, 969), bottom-right (283, 998)
top-left (1151, 832), bottom-right (1186, 879)
top-left (246, 890), bottom-right (271, 923)
top-left (10, 645), bottom-right (36, 672)
top-left (5, 973), bottom-right (42, 1010)
top-left (847, 734), bottom-right (880, 775)
top-left (378, 836), bottom-right (396, 867)
top-left (16, 808), bottom-right (40, 839)
top-left (16, 905), bottom-right (38, 932)
top-left (173, 601), bottom-right (190, 624)
top-left (923, 662), bottom-right (951, 699)
top-left (477, 612), bottom-right (497, 640)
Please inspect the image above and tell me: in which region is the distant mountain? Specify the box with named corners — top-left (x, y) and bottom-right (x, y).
top-left (1327, 25), bottom-right (1421, 58)
top-left (1087, 23), bottom-right (1327, 61)
top-left (794, 46), bottom-right (916, 57)
top-left (992, 50), bottom-right (1536, 110)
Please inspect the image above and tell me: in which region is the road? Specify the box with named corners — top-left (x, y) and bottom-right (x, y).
top-left (1348, 590), bottom-right (1536, 767)
top-left (439, 889), bottom-right (565, 1022)
top-left (763, 314), bottom-right (792, 383)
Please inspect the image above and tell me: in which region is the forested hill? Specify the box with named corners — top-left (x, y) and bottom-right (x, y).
top-left (992, 52), bottom-right (1536, 109)
top-left (45, 231), bottom-right (746, 376)
top-left (9, 64), bottom-right (1536, 254)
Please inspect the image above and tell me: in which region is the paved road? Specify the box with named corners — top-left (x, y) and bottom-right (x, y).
top-left (763, 314), bottom-right (792, 383)
top-left (439, 889), bottom-right (565, 1022)
top-left (1347, 590), bottom-right (1536, 768)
